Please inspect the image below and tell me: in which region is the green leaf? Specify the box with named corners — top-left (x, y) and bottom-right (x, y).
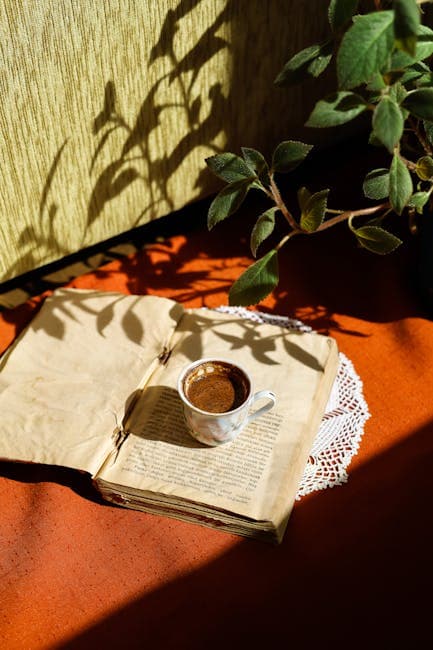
top-left (399, 61), bottom-right (430, 85)
top-left (366, 73), bottom-right (387, 91)
top-left (368, 131), bottom-right (384, 147)
top-left (413, 24), bottom-right (433, 59)
top-left (207, 179), bottom-right (253, 229)
top-left (388, 81), bottom-right (408, 104)
top-left (372, 96), bottom-right (404, 152)
top-left (416, 72), bottom-right (433, 88)
top-left (401, 89), bottom-right (433, 121)
top-left (297, 186), bottom-right (312, 213)
top-left (354, 226), bottom-right (402, 254)
top-left (328, 0), bottom-right (358, 32)
top-left (300, 189), bottom-right (330, 232)
top-left (306, 91), bottom-right (367, 128)
top-left (274, 41), bottom-right (333, 86)
top-left (228, 250), bottom-right (279, 306)
top-left (272, 140), bottom-right (313, 173)
top-left (363, 168), bottom-right (390, 199)
top-left (388, 82), bottom-right (409, 119)
top-left (205, 153), bottom-right (254, 183)
top-left (424, 121), bottom-right (433, 145)
top-left (416, 155), bottom-right (433, 180)
top-left (389, 154), bottom-right (413, 214)
top-left (380, 69), bottom-right (404, 87)
top-left (394, 0), bottom-right (420, 57)
top-left (337, 11), bottom-right (394, 89)
top-left (241, 147), bottom-right (270, 186)
top-left (364, 216), bottom-right (386, 228)
top-left (408, 191), bottom-right (430, 213)
top-left (390, 24), bottom-right (433, 67)
top-left (250, 207), bottom-right (277, 257)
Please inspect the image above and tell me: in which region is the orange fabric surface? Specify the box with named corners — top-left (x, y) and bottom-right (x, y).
top-left (0, 214), bottom-right (432, 648)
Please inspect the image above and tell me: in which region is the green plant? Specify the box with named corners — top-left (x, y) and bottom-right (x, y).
top-left (205, 0), bottom-right (433, 306)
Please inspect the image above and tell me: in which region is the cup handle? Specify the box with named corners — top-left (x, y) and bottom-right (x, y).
top-left (246, 390), bottom-right (276, 425)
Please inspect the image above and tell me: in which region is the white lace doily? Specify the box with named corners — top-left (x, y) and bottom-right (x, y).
top-left (214, 306), bottom-right (371, 499)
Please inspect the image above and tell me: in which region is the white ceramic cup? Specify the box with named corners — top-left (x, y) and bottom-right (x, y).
top-left (177, 358), bottom-right (276, 446)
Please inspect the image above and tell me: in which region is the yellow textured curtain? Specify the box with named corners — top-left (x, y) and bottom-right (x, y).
top-left (0, 0), bottom-right (330, 281)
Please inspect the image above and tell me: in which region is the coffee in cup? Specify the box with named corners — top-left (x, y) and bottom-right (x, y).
top-left (177, 358), bottom-right (276, 446)
top-left (182, 360), bottom-right (250, 413)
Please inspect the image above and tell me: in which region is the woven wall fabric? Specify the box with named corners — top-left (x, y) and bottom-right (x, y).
top-left (0, 0), bottom-right (330, 281)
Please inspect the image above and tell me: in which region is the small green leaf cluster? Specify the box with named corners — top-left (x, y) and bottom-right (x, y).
top-left (278, 0), bottom-right (433, 228)
top-left (206, 142), bottom-right (324, 305)
top-left (205, 0), bottom-right (433, 306)
top-left (206, 142), bottom-right (312, 229)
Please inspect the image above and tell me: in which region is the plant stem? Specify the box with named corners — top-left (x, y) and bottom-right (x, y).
top-left (269, 176), bottom-right (299, 231)
top-left (317, 202), bottom-right (390, 232)
top-left (273, 202), bottom-right (390, 255)
top-left (409, 117), bottom-right (433, 155)
top-left (275, 232), bottom-right (295, 251)
top-left (399, 153), bottom-right (417, 171)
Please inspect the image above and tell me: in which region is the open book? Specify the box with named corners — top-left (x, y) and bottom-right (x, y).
top-left (0, 288), bottom-right (339, 543)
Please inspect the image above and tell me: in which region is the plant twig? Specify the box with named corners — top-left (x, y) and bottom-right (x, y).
top-left (275, 232), bottom-right (296, 251)
top-left (274, 203), bottom-right (390, 254)
top-left (398, 153), bottom-right (417, 171)
top-left (269, 176), bottom-right (299, 231)
top-left (409, 117), bottom-right (433, 155)
top-left (317, 202), bottom-right (390, 232)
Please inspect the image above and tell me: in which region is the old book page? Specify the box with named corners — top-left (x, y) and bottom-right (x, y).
top-left (98, 310), bottom-right (339, 533)
top-left (0, 289), bottom-right (183, 474)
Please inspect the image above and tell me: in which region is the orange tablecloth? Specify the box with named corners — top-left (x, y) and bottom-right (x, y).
top-left (0, 212), bottom-right (432, 648)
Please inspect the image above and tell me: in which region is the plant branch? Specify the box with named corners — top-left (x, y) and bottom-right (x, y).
top-left (399, 153), bottom-right (417, 171)
top-left (275, 232), bottom-right (296, 251)
top-left (409, 117), bottom-right (433, 155)
top-left (269, 176), bottom-right (299, 231)
top-left (317, 202), bottom-right (390, 232)
top-left (274, 202), bottom-right (391, 254)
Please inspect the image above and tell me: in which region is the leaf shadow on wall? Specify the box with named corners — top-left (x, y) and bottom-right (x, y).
top-left (1, 0), bottom-right (356, 334)
top-left (86, 0), bottom-right (332, 240)
top-left (2, 138), bottom-right (71, 284)
top-left (87, 0), bottom-right (231, 232)
top-left (0, 0), bottom-right (231, 310)
top-left (0, 0), bottom-right (231, 289)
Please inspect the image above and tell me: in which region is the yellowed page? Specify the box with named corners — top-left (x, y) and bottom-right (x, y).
top-left (99, 310), bottom-right (339, 530)
top-left (0, 289), bottom-right (183, 474)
